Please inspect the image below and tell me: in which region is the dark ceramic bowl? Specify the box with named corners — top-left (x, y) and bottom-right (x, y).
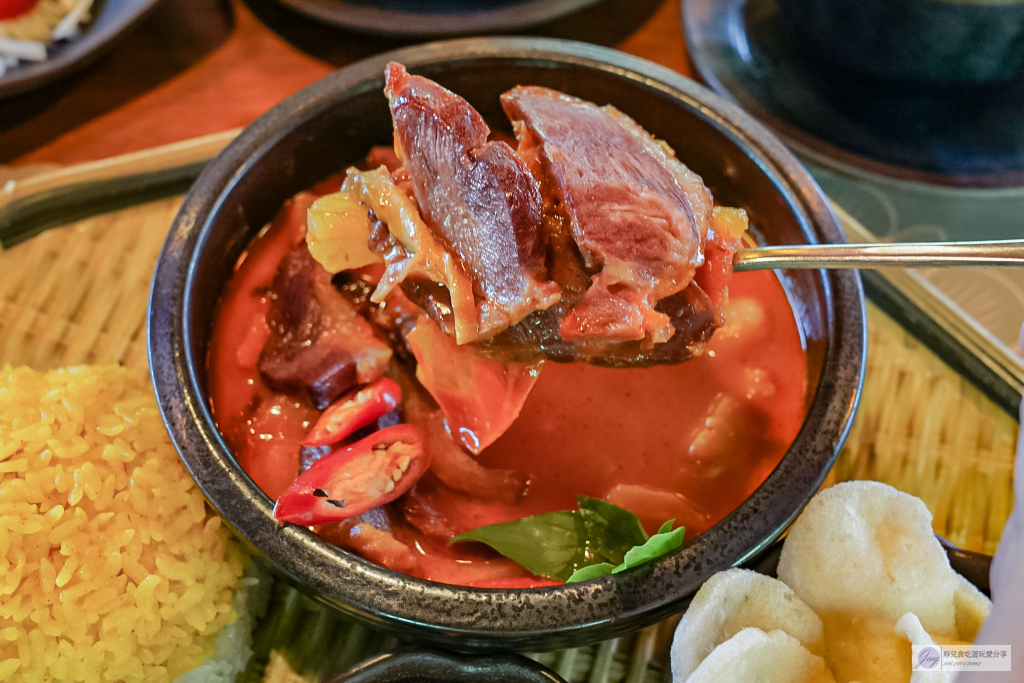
top-left (777, 0), bottom-right (1024, 84)
top-left (148, 37), bottom-right (866, 652)
top-left (326, 649), bottom-right (567, 683)
top-left (274, 0), bottom-right (598, 38)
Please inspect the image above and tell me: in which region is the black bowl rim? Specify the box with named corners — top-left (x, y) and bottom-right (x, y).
top-left (148, 36), bottom-right (866, 651)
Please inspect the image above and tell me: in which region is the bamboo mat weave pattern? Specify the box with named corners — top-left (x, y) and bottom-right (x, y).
top-left (0, 196), bottom-right (1014, 555)
top-left (249, 578), bottom-right (679, 683)
top-left (835, 305), bottom-right (1017, 555)
top-left (0, 196), bottom-right (1017, 682)
top-left (0, 198), bottom-right (178, 371)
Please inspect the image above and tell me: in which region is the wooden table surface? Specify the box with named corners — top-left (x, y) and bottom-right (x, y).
top-left (1, 0), bottom-right (690, 166)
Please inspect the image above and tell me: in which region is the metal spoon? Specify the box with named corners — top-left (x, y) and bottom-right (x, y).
top-left (3, 131), bottom-right (1021, 272)
top-left (734, 239), bottom-right (1024, 271)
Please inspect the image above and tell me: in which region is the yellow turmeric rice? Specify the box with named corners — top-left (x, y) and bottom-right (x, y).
top-left (0, 364), bottom-right (246, 682)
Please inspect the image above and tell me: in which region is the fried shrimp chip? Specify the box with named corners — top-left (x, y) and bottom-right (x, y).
top-left (951, 573), bottom-right (991, 642)
top-left (671, 482), bottom-right (993, 683)
top-left (818, 612), bottom-right (915, 683)
top-left (896, 612), bottom-right (960, 683)
top-left (822, 610), bottom-right (969, 683)
top-left (777, 481), bottom-right (981, 639)
top-left (775, 481), bottom-right (992, 683)
top-left (671, 568), bottom-right (824, 680)
top-left (685, 628), bottom-right (835, 683)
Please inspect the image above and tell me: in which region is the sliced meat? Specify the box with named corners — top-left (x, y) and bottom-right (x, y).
top-left (399, 473), bottom-right (512, 541)
top-left (384, 62), bottom-right (560, 340)
top-left (501, 86), bottom-right (715, 345)
top-left (354, 71), bottom-right (741, 367)
top-left (472, 278), bottom-right (721, 367)
top-left (399, 475), bottom-right (459, 540)
top-left (412, 408), bottom-right (527, 505)
top-left (258, 245), bottom-right (392, 409)
top-left (319, 516), bottom-right (418, 573)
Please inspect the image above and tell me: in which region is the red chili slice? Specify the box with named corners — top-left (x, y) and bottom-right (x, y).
top-left (302, 378), bottom-right (402, 447)
top-left (0, 0), bottom-right (41, 19)
top-left (274, 424), bottom-right (428, 525)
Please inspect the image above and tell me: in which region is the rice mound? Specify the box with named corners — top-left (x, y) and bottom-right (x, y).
top-left (0, 364), bottom-right (246, 682)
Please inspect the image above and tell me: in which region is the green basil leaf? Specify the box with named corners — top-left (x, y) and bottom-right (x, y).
top-left (450, 511), bottom-right (584, 581)
top-left (575, 495), bottom-right (648, 566)
top-left (576, 496), bottom-right (648, 542)
top-left (611, 526), bottom-right (686, 574)
top-left (565, 563), bottom-right (617, 584)
top-left (450, 499), bottom-right (678, 583)
top-left (657, 519), bottom-right (675, 535)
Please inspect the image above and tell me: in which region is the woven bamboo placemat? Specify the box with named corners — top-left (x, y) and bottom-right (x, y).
top-left (0, 195), bottom-right (1014, 553)
top-left (0, 196), bottom-right (1017, 682)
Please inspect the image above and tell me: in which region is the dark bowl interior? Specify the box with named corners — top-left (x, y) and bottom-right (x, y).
top-left (149, 37), bottom-right (865, 652)
top-left (777, 0), bottom-right (1024, 84)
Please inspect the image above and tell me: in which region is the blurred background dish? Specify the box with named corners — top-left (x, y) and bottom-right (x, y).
top-left (0, 0), bottom-right (161, 98)
top-left (682, 0), bottom-right (1024, 185)
top-left (683, 0), bottom-right (1024, 356)
top-left (272, 0), bottom-right (600, 38)
top-left (776, 0), bottom-right (1024, 85)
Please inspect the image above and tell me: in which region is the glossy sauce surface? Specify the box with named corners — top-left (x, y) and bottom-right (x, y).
top-left (480, 273), bottom-right (807, 528)
top-left (209, 197), bottom-right (807, 586)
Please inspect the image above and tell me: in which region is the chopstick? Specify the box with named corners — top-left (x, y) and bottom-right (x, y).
top-left (0, 128), bottom-right (241, 248)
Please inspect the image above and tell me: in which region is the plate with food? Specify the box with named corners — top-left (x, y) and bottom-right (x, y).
top-left (0, 0), bottom-right (160, 98)
top-left (149, 37), bottom-right (865, 651)
top-left (270, 0), bottom-right (599, 38)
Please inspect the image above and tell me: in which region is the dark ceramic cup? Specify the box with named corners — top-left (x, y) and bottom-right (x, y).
top-left (148, 37), bottom-right (866, 652)
top-left (777, 0), bottom-right (1024, 84)
top-left (326, 649), bottom-right (567, 683)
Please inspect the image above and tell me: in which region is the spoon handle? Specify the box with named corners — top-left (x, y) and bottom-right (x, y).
top-left (0, 128), bottom-right (240, 249)
top-left (733, 239), bottom-right (1024, 271)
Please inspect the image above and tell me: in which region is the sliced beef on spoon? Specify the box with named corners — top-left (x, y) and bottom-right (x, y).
top-left (364, 68), bottom-right (739, 367)
top-left (258, 245), bottom-right (393, 409)
top-left (384, 62), bottom-right (560, 342)
top-left (469, 86), bottom-right (735, 367)
top-left (502, 86), bottom-right (714, 345)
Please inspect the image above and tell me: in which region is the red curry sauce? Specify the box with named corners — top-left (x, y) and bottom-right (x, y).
top-left (208, 190), bottom-right (807, 587)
